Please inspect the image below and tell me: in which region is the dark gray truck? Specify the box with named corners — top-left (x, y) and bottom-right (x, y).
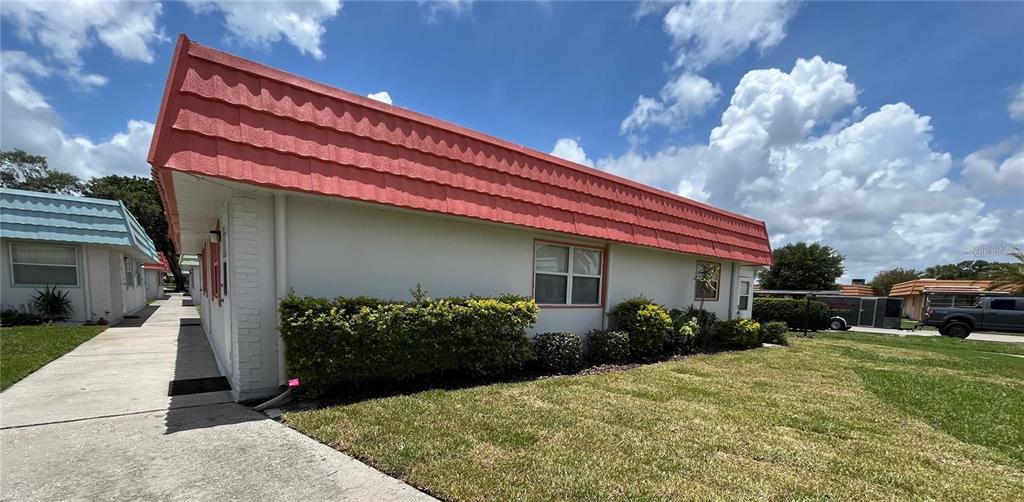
top-left (923, 297), bottom-right (1024, 338)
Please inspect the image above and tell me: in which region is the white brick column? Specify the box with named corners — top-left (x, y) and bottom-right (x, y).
top-left (227, 193), bottom-right (281, 400)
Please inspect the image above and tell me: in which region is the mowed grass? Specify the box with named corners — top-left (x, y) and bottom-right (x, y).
top-left (286, 333), bottom-right (1024, 501)
top-left (1, 324), bottom-right (107, 390)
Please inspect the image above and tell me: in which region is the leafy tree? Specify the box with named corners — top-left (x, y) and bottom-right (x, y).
top-left (0, 149), bottom-right (82, 194)
top-left (869, 267), bottom-right (923, 296)
top-left (984, 249), bottom-right (1024, 295)
top-left (923, 260), bottom-right (992, 280)
top-left (758, 242), bottom-right (845, 291)
top-left (83, 175), bottom-right (184, 290)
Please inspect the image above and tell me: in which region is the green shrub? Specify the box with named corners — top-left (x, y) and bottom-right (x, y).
top-left (279, 292), bottom-right (538, 395)
top-left (714, 318), bottom-right (762, 350)
top-left (0, 308), bottom-right (44, 327)
top-left (760, 321), bottom-right (789, 345)
top-left (666, 316), bottom-right (698, 355)
top-left (585, 329), bottom-right (630, 364)
top-left (752, 298), bottom-right (829, 330)
top-left (533, 332), bottom-right (583, 374)
top-left (608, 297), bottom-right (673, 360)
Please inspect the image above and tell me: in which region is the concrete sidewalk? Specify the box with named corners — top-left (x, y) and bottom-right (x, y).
top-left (844, 325), bottom-right (1024, 344)
top-left (1, 293), bottom-right (434, 501)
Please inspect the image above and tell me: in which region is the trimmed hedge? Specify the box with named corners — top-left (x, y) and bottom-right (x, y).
top-left (279, 293), bottom-right (538, 395)
top-left (759, 321), bottom-right (789, 345)
top-left (608, 296), bottom-right (673, 360)
top-left (533, 332), bottom-right (584, 374)
top-left (713, 318), bottom-right (762, 350)
top-left (586, 329), bottom-right (630, 364)
top-left (752, 298), bottom-right (829, 330)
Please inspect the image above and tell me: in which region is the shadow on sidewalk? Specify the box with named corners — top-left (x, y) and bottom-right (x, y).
top-left (163, 317), bottom-right (264, 434)
top-left (113, 305), bottom-right (159, 327)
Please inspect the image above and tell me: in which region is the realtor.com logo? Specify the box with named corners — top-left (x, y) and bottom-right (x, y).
top-left (963, 246), bottom-right (1017, 258)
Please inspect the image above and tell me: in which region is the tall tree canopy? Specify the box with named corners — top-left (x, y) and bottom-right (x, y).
top-left (0, 149), bottom-right (82, 194)
top-left (83, 175), bottom-right (183, 290)
top-left (869, 267), bottom-right (924, 296)
top-left (758, 242), bottom-right (845, 291)
top-left (923, 260), bottom-right (992, 279)
top-left (984, 249), bottom-right (1024, 295)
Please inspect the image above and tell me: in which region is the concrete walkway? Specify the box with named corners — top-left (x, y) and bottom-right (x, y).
top-left (1, 294), bottom-right (434, 501)
top-left (845, 325), bottom-right (1024, 344)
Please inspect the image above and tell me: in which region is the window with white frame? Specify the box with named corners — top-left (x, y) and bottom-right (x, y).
top-left (534, 243), bottom-right (603, 305)
top-left (738, 280), bottom-right (751, 310)
top-left (695, 261), bottom-right (721, 301)
top-left (10, 242), bottom-right (79, 286)
top-left (123, 257), bottom-right (134, 287)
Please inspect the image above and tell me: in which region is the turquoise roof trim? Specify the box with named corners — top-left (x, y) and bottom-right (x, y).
top-left (0, 188), bottom-right (159, 262)
top-left (178, 254), bottom-right (200, 267)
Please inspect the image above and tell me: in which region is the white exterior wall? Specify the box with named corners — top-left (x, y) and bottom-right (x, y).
top-left (84, 245), bottom-right (114, 322)
top-left (284, 196), bottom-right (608, 335)
top-left (1, 238), bottom-right (88, 322)
top-left (195, 193), bottom-right (281, 401)
top-left (191, 189), bottom-right (757, 401)
top-left (145, 269), bottom-right (162, 300)
top-left (0, 238), bottom-right (150, 323)
top-left (119, 254), bottom-right (147, 315)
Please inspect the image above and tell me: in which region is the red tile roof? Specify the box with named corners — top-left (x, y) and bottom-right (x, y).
top-left (148, 35), bottom-right (772, 265)
top-left (142, 252), bottom-right (172, 273)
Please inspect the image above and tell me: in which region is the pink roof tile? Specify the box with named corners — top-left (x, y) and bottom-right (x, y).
top-left (149, 35), bottom-right (772, 265)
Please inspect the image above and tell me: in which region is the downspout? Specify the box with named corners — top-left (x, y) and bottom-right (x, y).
top-left (274, 193), bottom-right (288, 386)
top-left (727, 262), bottom-right (736, 320)
top-left (81, 246), bottom-right (92, 323)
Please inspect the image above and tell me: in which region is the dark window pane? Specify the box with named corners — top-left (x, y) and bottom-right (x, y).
top-left (13, 264), bottom-right (78, 286)
top-left (571, 277), bottom-right (600, 304)
top-left (739, 295), bottom-right (749, 310)
top-left (535, 274), bottom-right (567, 304)
top-left (991, 299), bottom-right (1015, 310)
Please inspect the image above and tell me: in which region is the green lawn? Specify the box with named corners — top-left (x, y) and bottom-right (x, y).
top-left (286, 332), bottom-right (1024, 501)
top-left (1, 324), bottom-right (107, 390)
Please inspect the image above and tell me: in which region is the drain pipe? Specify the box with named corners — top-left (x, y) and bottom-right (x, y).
top-left (274, 193), bottom-right (288, 387)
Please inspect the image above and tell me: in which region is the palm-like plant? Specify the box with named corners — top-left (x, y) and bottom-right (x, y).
top-left (32, 285), bottom-right (73, 321)
top-left (695, 262), bottom-right (720, 330)
top-left (984, 248), bottom-right (1024, 295)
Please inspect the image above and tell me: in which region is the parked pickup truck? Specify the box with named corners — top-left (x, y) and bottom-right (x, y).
top-left (923, 297), bottom-right (1024, 338)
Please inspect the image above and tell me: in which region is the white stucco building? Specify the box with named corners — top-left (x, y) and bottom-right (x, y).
top-left (148, 36), bottom-right (773, 401)
top-left (1, 188), bottom-right (160, 324)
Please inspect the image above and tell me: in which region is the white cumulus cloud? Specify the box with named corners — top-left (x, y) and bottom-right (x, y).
top-left (550, 138), bottom-right (594, 167)
top-left (621, 72), bottom-right (720, 132)
top-left (367, 91), bottom-right (393, 105)
top-left (0, 0), bottom-right (166, 87)
top-left (185, 0), bottom-right (342, 59)
top-left (961, 138), bottom-right (1024, 198)
top-left (1009, 83), bottom-right (1024, 121)
top-left (1, 54), bottom-right (154, 179)
top-left (598, 55), bottom-right (1019, 279)
top-left (417, 0), bottom-right (474, 23)
top-left (658, 0), bottom-right (799, 70)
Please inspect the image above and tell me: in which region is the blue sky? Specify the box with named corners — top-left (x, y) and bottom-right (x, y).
top-left (2, 1), bottom-right (1022, 279)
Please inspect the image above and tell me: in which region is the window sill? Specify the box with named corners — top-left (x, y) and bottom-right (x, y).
top-left (537, 304), bottom-right (603, 309)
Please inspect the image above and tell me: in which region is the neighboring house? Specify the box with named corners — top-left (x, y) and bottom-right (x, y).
top-left (890, 279), bottom-right (1012, 320)
top-left (840, 279), bottom-right (875, 297)
top-left (147, 36), bottom-right (773, 400)
top-left (0, 188), bottom-right (159, 324)
top-left (178, 254), bottom-right (200, 298)
top-left (143, 252), bottom-right (172, 300)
